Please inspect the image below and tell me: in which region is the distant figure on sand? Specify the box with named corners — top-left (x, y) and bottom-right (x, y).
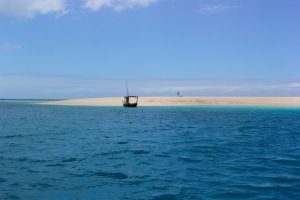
top-left (177, 92), bottom-right (183, 97)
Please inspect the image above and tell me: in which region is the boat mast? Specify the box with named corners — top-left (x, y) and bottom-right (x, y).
top-left (126, 80), bottom-right (129, 96)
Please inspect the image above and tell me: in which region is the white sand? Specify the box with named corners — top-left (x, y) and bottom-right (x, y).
top-left (42, 97), bottom-right (300, 107)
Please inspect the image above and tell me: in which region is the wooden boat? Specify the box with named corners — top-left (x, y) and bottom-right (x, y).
top-left (123, 96), bottom-right (138, 107)
top-left (123, 81), bottom-right (138, 107)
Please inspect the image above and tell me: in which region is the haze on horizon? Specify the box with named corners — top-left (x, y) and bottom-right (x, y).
top-left (1, 0), bottom-right (299, 99)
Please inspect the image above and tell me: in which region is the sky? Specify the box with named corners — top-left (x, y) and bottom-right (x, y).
top-left (1, 0), bottom-right (300, 98)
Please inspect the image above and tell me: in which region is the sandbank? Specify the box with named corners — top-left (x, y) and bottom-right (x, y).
top-left (42, 97), bottom-right (300, 107)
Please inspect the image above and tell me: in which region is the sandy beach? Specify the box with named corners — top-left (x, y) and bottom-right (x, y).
top-left (42, 97), bottom-right (300, 107)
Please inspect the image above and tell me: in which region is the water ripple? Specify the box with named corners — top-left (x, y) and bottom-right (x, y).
top-left (91, 171), bottom-right (128, 179)
top-left (1, 102), bottom-right (300, 199)
top-left (132, 150), bottom-right (150, 154)
top-left (152, 194), bottom-right (178, 200)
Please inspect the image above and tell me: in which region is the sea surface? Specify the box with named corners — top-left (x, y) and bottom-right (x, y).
top-left (1, 100), bottom-right (300, 200)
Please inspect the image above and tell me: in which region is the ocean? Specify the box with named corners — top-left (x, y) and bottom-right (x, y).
top-left (1, 100), bottom-right (300, 199)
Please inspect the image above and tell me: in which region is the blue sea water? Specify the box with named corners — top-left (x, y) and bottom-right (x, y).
top-left (1, 100), bottom-right (300, 200)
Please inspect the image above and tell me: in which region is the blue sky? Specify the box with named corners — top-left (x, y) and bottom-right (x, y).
top-left (1, 0), bottom-right (300, 98)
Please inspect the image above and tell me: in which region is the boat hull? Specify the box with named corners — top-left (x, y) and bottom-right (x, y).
top-left (123, 103), bottom-right (137, 107)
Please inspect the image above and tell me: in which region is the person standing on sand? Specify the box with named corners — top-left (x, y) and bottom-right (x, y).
top-left (177, 92), bottom-right (183, 97)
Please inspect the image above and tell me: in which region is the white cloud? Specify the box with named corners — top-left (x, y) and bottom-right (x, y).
top-left (288, 83), bottom-right (300, 88)
top-left (0, 0), bottom-right (68, 18)
top-left (197, 5), bottom-right (241, 14)
top-left (1, 76), bottom-right (299, 99)
top-left (0, 75), bottom-right (125, 99)
top-left (83, 0), bottom-right (158, 11)
top-left (136, 80), bottom-right (300, 96)
top-left (1, 43), bottom-right (21, 52)
top-left (0, 0), bottom-right (158, 18)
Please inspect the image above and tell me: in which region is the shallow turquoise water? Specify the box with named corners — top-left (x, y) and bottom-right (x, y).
top-left (1, 100), bottom-right (300, 199)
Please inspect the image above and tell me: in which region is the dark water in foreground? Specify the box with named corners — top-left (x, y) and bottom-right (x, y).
top-left (1, 100), bottom-right (300, 199)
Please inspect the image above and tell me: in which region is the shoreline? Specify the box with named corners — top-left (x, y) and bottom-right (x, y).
top-left (41, 97), bottom-right (300, 107)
